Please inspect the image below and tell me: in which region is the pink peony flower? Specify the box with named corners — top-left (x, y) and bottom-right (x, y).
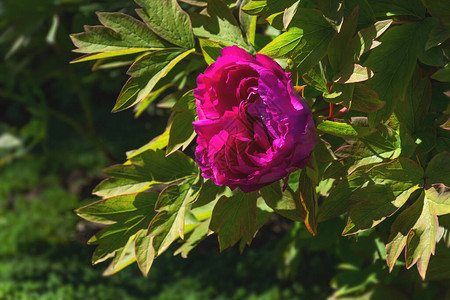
top-left (193, 46), bottom-right (316, 192)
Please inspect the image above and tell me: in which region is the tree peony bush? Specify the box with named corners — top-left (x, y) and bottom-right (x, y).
top-left (72, 0), bottom-right (449, 283)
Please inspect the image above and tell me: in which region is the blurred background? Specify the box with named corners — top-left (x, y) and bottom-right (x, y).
top-left (0, 0), bottom-right (448, 299)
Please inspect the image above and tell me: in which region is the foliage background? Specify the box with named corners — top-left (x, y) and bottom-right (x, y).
top-left (0, 0), bottom-right (449, 299)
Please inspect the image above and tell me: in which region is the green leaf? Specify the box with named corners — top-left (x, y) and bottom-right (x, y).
top-left (370, 0), bottom-right (426, 18)
top-left (166, 91), bottom-right (197, 155)
top-left (259, 8), bottom-right (335, 74)
top-left (134, 83), bottom-right (174, 118)
top-left (148, 178), bottom-right (199, 255)
top-left (260, 181), bottom-right (305, 222)
top-left (134, 229), bottom-right (155, 277)
top-left (174, 219), bottom-right (211, 258)
top-left (369, 158), bottom-right (424, 195)
top-left (135, 0), bottom-right (195, 48)
top-left (335, 124), bottom-right (400, 173)
top-left (70, 12), bottom-right (169, 62)
top-left (299, 170), bottom-right (318, 236)
top-left (242, 0), bottom-right (297, 17)
top-left (350, 83), bottom-right (385, 112)
top-left (190, 0), bottom-right (250, 51)
top-left (425, 24), bottom-right (450, 50)
top-left (317, 0), bottom-right (344, 32)
top-left (335, 64), bottom-right (374, 84)
top-left (385, 189), bottom-right (424, 272)
top-left (422, 0), bottom-right (450, 27)
top-left (126, 128), bottom-right (170, 159)
top-left (192, 179), bottom-right (231, 209)
top-left (266, 12), bottom-right (284, 30)
top-left (113, 48), bottom-right (194, 112)
top-left (419, 46), bottom-right (444, 67)
top-left (425, 152), bottom-right (450, 187)
top-left (209, 190), bottom-right (258, 251)
top-left (318, 164), bottom-right (374, 222)
top-left (317, 120), bottom-right (376, 138)
top-left (76, 192), bottom-right (159, 225)
top-left (404, 187), bottom-right (450, 279)
top-left (283, 0), bottom-right (300, 29)
top-left (86, 193), bottom-right (159, 264)
top-left (302, 62), bottom-right (328, 93)
top-left (327, 7), bottom-right (359, 80)
top-left (365, 18), bottom-right (436, 126)
top-left (94, 149), bottom-right (197, 198)
top-left (199, 39), bottom-right (223, 65)
top-left (343, 184), bottom-right (420, 235)
top-left (352, 19), bottom-right (393, 59)
top-left (431, 63), bottom-right (450, 82)
top-left (102, 242), bottom-right (136, 276)
top-left (395, 67), bottom-right (432, 133)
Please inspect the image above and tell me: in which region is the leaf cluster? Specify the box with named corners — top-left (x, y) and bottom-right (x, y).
top-left (72, 0), bottom-right (450, 279)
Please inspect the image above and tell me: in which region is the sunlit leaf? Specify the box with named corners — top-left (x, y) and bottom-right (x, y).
top-left (135, 0), bottom-right (195, 48)
top-left (70, 12), bottom-right (169, 62)
top-left (259, 8), bottom-right (335, 74)
top-left (113, 48), bottom-right (194, 112)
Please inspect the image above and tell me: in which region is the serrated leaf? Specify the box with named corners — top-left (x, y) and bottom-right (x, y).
top-left (113, 48), bottom-right (194, 112)
top-left (135, 0), bottom-right (195, 48)
top-left (190, 0), bottom-right (250, 51)
top-left (395, 67), bottom-right (432, 132)
top-left (425, 152), bottom-right (450, 187)
top-left (365, 18), bottom-right (436, 126)
top-left (431, 63), bottom-right (450, 82)
top-left (209, 190), bottom-right (258, 251)
top-left (404, 187), bottom-right (450, 279)
top-left (260, 181), bottom-right (305, 222)
top-left (317, 120), bottom-right (376, 138)
top-left (70, 12), bottom-right (169, 62)
top-left (259, 8), bottom-right (335, 74)
top-left (199, 39), bottom-right (223, 65)
top-left (134, 229), bottom-right (155, 277)
top-left (94, 149), bottom-right (197, 198)
top-left (317, 0), bottom-right (344, 32)
top-left (148, 178), bottom-right (199, 255)
top-left (343, 184), bottom-right (420, 235)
